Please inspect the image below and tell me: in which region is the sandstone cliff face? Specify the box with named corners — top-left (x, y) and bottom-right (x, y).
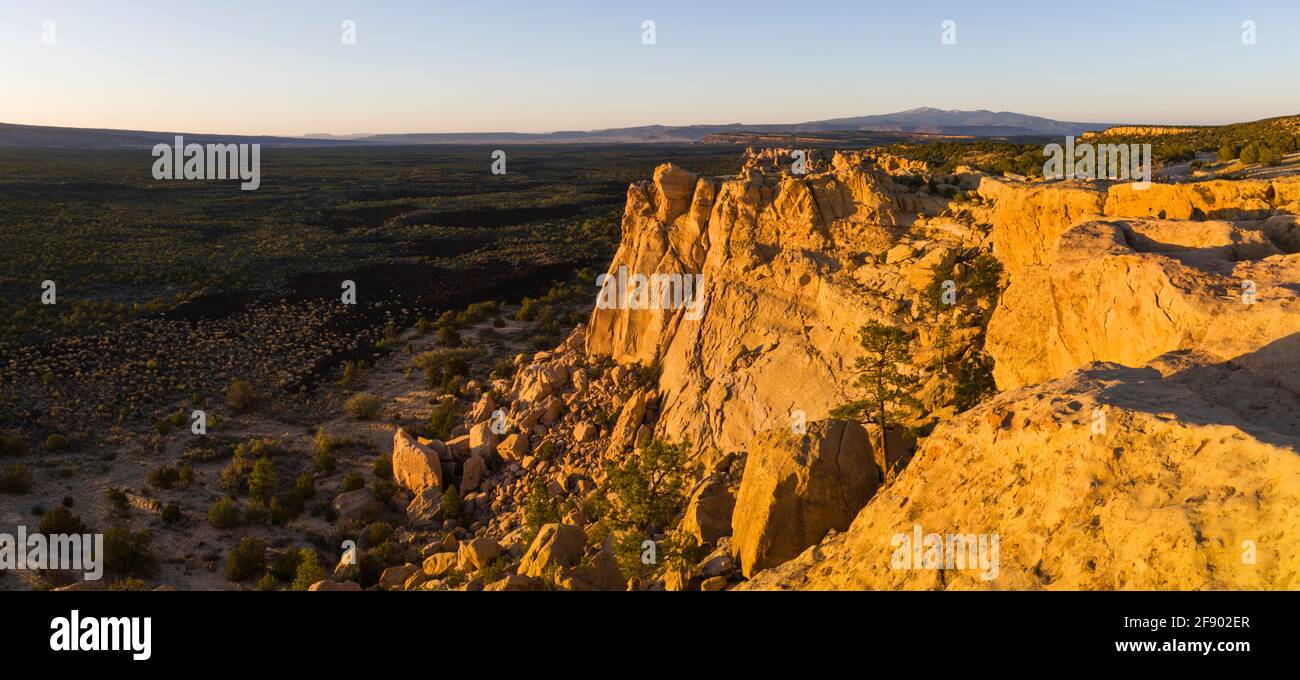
top-left (585, 155), bottom-right (958, 454)
top-left (741, 356), bottom-right (1300, 590)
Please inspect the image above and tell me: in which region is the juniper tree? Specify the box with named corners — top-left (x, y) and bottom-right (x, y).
top-left (831, 322), bottom-right (922, 482)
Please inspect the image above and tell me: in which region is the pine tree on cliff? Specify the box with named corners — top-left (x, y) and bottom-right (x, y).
top-left (831, 322), bottom-right (922, 483)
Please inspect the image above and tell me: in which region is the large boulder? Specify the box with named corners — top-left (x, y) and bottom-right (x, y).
top-left (468, 421), bottom-right (499, 459)
top-left (458, 537), bottom-right (504, 572)
top-left (731, 420), bottom-right (879, 577)
top-left (333, 489), bottom-right (384, 521)
top-left (680, 475), bottom-right (735, 546)
top-left (392, 428), bottom-right (443, 495)
top-left (461, 454), bottom-right (486, 492)
top-left (519, 523), bottom-right (586, 578)
top-left (604, 388), bottom-right (649, 457)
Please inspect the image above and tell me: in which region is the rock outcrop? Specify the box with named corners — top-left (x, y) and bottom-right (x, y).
top-left (741, 357), bottom-right (1300, 590)
top-left (584, 154), bottom-right (958, 453)
top-left (731, 420), bottom-right (880, 578)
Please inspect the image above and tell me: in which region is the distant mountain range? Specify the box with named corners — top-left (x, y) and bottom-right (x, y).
top-left (1, 108), bottom-right (1130, 148)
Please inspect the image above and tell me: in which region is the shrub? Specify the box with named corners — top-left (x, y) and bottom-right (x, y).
top-left (365, 522), bottom-right (395, 545)
top-left (207, 497), bottom-right (241, 529)
top-left (1240, 143), bottom-right (1261, 164)
top-left (345, 392), bottom-right (383, 420)
top-left (598, 438), bottom-right (696, 535)
top-left (415, 317), bottom-right (432, 335)
top-left (293, 473), bottom-right (316, 501)
top-left (105, 487), bottom-right (129, 514)
top-left (372, 455), bottom-right (393, 479)
top-left (1217, 144), bottom-right (1238, 162)
top-left (38, 506), bottom-right (89, 534)
top-left (291, 549), bottom-right (327, 590)
top-left (147, 464), bottom-right (181, 490)
top-left (315, 450), bottom-right (337, 475)
top-left (954, 351), bottom-right (998, 412)
top-left (339, 361), bottom-right (363, 390)
top-left (491, 358), bottom-right (517, 380)
top-left (517, 297), bottom-right (539, 322)
top-left (425, 398), bottom-right (459, 440)
top-left (268, 547), bottom-right (303, 582)
top-left (412, 347), bottom-right (478, 387)
top-left (104, 527), bottom-right (156, 577)
top-left (226, 537), bottom-right (267, 582)
top-left (42, 434), bottom-right (68, 451)
top-left (436, 326), bottom-right (461, 348)
top-left (521, 479), bottom-right (560, 547)
top-left (440, 484), bottom-right (461, 519)
top-left (342, 473), bottom-right (365, 492)
top-left (226, 379), bottom-right (259, 414)
top-left (0, 433), bottom-right (26, 457)
top-left (247, 457), bottom-right (278, 502)
top-left (369, 479), bottom-right (396, 504)
top-left (0, 464), bottom-right (33, 494)
top-left (161, 503), bottom-right (183, 524)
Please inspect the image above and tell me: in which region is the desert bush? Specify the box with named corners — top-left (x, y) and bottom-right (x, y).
top-left (247, 457), bottom-right (278, 502)
top-left (595, 437), bottom-right (698, 579)
top-left (105, 487), bottom-right (129, 514)
top-left (226, 379), bottom-right (259, 413)
top-left (425, 397), bottom-right (459, 439)
top-left (491, 358), bottom-right (517, 380)
top-left (293, 473), bottom-right (316, 501)
top-left (345, 392), bottom-right (383, 420)
top-left (341, 473), bottom-right (365, 492)
top-left (369, 479), bottom-right (397, 504)
top-left (365, 521), bottom-right (395, 546)
top-left (372, 455), bottom-right (393, 479)
top-left (315, 449), bottom-right (337, 475)
top-left (291, 549), bottom-right (327, 590)
top-left (207, 497), bottom-right (241, 529)
top-left (226, 537), bottom-right (266, 582)
top-left (38, 506), bottom-right (89, 534)
top-left (0, 464), bottom-right (33, 494)
top-left (440, 484), bottom-right (461, 519)
top-left (598, 438), bottom-right (696, 535)
top-left (42, 434), bottom-right (68, 451)
top-left (267, 547), bottom-right (303, 582)
top-left (412, 347), bottom-right (479, 387)
top-left (955, 351), bottom-right (998, 412)
top-left (161, 503), bottom-right (183, 524)
top-left (436, 325), bottom-right (462, 348)
top-left (521, 479), bottom-right (560, 547)
top-left (104, 527), bottom-right (156, 577)
top-left (339, 361), bottom-right (363, 390)
top-left (147, 464), bottom-right (181, 490)
top-left (0, 433), bottom-right (26, 456)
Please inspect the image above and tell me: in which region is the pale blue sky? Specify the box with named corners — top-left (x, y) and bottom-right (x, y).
top-left (2, 0), bottom-right (1298, 135)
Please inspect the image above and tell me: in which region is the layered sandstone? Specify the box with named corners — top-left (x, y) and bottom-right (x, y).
top-left (741, 356), bottom-right (1300, 590)
top-left (584, 155), bottom-right (961, 453)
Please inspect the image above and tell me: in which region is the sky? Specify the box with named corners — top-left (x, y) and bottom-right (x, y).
top-left (2, 0), bottom-right (1299, 136)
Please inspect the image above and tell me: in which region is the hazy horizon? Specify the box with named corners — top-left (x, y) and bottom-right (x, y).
top-left (4, 0), bottom-right (1299, 136)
